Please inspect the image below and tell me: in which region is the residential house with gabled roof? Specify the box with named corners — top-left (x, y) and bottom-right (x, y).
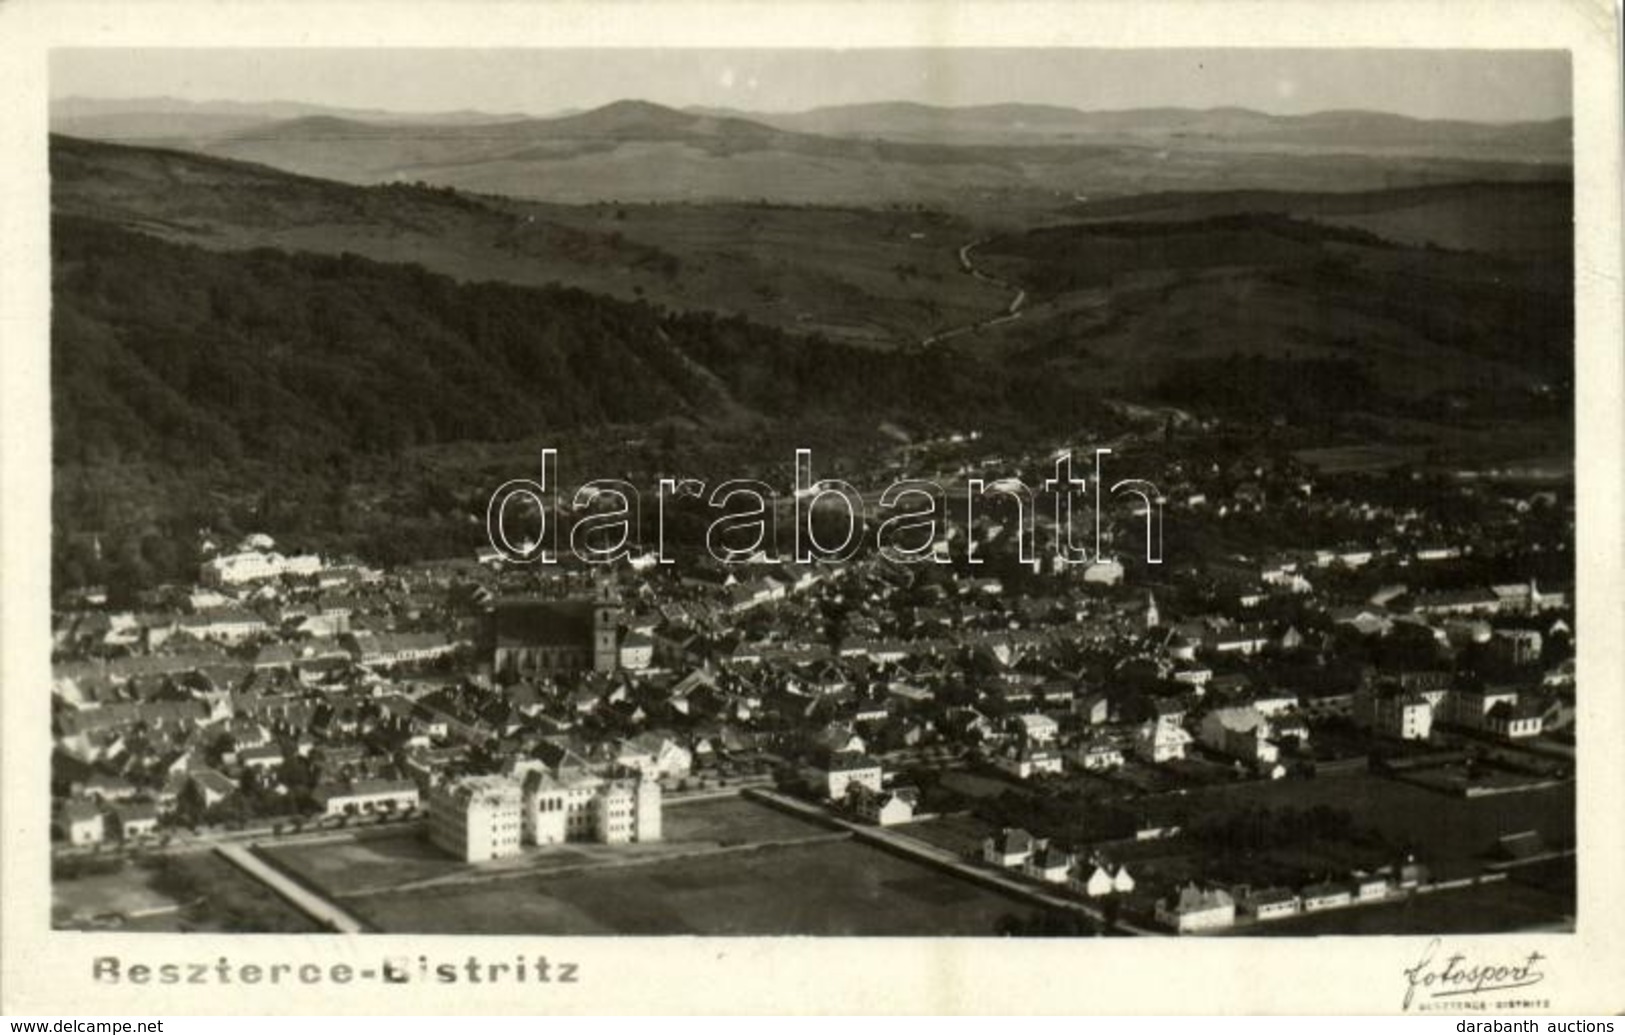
top-left (1236, 886), bottom-right (1301, 921)
top-left (846, 784), bottom-right (918, 827)
top-left (809, 750), bottom-right (883, 801)
top-left (616, 733), bottom-right (693, 780)
top-left (1074, 739), bottom-right (1125, 772)
top-left (188, 767), bottom-right (238, 808)
top-left (1025, 843), bottom-right (1074, 883)
top-left (1301, 881), bottom-right (1354, 912)
top-left (1078, 861), bottom-right (1136, 898)
top-left (991, 742), bottom-right (1063, 780)
top-left (1198, 706), bottom-right (1280, 767)
top-left (1134, 719), bottom-right (1193, 764)
top-left (982, 827), bottom-right (1035, 868)
top-left (1156, 883), bottom-right (1235, 932)
top-left (60, 799), bottom-right (105, 845)
top-left (113, 801), bottom-right (160, 840)
top-left (1484, 697), bottom-right (1545, 740)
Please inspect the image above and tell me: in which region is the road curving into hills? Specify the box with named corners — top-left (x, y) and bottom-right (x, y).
top-left (919, 239), bottom-right (1028, 347)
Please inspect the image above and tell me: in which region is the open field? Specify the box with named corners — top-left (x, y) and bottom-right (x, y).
top-left (347, 837), bottom-right (1043, 935)
top-left (898, 813), bottom-right (999, 858)
top-left (53, 867), bottom-right (188, 925)
top-left (263, 797), bottom-right (836, 899)
top-left (1168, 773), bottom-right (1575, 878)
top-left (54, 854), bottom-right (318, 933)
top-left (661, 795), bottom-right (835, 844)
top-left (261, 832), bottom-right (469, 898)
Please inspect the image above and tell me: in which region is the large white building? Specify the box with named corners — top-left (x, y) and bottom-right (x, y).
top-left (428, 775), bottom-right (524, 862)
top-left (200, 550), bottom-right (323, 587)
top-left (521, 771), bottom-right (662, 846)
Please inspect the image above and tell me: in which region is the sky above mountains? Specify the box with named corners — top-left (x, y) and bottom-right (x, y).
top-left (51, 48), bottom-right (1571, 123)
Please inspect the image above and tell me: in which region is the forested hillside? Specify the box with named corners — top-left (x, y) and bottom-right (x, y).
top-left (53, 216), bottom-right (1058, 468)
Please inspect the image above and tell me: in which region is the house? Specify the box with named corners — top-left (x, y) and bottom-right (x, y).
top-left (1205, 623), bottom-right (1272, 656)
top-left (1074, 739), bottom-right (1125, 773)
top-left (982, 828), bottom-right (1035, 868)
top-left (810, 750), bottom-right (883, 801)
top-left (1010, 713), bottom-right (1059, 745)
top-left (1155, 883), bottom-right (1236, 932)
top-left (1490, 628), bottom-right (1543, 667)
top-left (848, 784), bottom-right (918, 827)
top-left (1352, 872), bottom-right (1391, 903)
top-left (179, 608), bottom-right (269, 645)
top-left (314, 779), bottom-right (421, 818)
top-left (618, 632), bottom-right (655, 671)
top-left (199, 550), bottom-right (322, 587)
top-left (1355, 685), bottom-right (1434, 741)
top-left (1484, 698), bottom-right (1545, 740)
top-left (616, 734), bottom-right (693, 780)
top-left (1236, 886), bottom-right (1300, 921)
top-left (992, 743), bottom-right (1064, 780)
top-left (78, 774), bottom-right (140, 802)
top-left (1025, 843), bottom-right (1074, 883)
top-left (1198, 706), bottom-right (1279, 766)
top-left (1074, 692), bottom-right (1111, 726)
top-left (1448, 685), bottom-right (1520, 729)
top-left (61, 800), bottom-right (105, 845)
top-left (188, 768), bottom-right (238, 808)
top-left (1079, 862), bottom-right (1135, 898)
top-left (1082, 559), bottom-right (1124, 585)
top-left (1134, 720), bottom-right (1192, 764)
top-left (1250, 690), bottom-right (1299, 717)
top-left (236, 744), bottom-right (285, 772)
top-left (358, 631), bottom-right (460, 667)
top-left (113, 802), bottom-right (160, 840)
top-left (1300, 881), bottom-right (1353, 912)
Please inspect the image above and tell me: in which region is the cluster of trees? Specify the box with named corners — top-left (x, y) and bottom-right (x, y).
top-left (54, 215), bottom-right (1096, 473)
top-left (1154, 355), bottom-right (1384, 423)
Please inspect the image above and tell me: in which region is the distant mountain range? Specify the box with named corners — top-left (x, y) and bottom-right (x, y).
top-left (50, 97), bottom-right (1571, 207)
top-left (51, 95), bottom-right (534, 137)
top-left (689, 100), bottom-right (1572, 154)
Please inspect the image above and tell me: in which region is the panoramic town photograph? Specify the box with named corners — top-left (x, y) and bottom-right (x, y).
top-left (45, 47), bottom-right (1577, 938)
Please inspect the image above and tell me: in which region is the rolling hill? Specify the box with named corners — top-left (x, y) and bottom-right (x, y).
top-left (50, 214), bottom-right (1069, 469)
top-left (53, 99), bottom-right (1571, 208)
top-left (50, 134), bottom-right (1011, 346)
top-left (699, 101), bottom-right (1573, 163)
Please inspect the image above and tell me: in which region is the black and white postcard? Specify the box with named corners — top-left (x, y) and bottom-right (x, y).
top-left (2, 0), bottom-right (1622, 1016)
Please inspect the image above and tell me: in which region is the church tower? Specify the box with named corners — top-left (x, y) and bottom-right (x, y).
top-left (591, 580), bottom-right (622, 673)
top-left (1145, 591), bottom-right (1161, 631)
